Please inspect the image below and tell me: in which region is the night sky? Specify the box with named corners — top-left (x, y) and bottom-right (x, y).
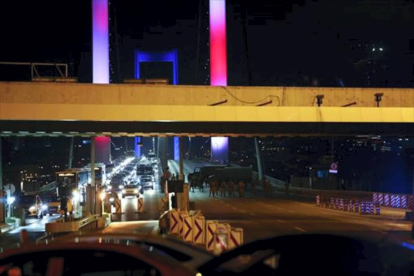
top-left (1, 0), bottom-right (414, 85)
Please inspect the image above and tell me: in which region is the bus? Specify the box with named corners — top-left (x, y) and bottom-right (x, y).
top-left (85, 163), bottom-right (106, 186)
top-left (56, 168), bottom-right (90, 217)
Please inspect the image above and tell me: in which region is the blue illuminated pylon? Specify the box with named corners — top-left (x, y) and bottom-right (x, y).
top-left (134, 49), bottom-right (180, 160)
top-left (134, 137), bottom-right (141, 157)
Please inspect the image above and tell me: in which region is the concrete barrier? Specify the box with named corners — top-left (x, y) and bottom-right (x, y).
top-left (45, 215), bottom-right (102, 234)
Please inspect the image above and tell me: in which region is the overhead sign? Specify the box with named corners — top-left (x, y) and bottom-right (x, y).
top-left (329, 162), bottom-right (338, 174)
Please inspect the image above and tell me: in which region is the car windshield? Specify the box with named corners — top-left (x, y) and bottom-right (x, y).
top-left (3, 1), bottom-right (414, 275)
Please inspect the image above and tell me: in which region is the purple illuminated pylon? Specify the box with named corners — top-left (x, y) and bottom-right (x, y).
top-left (210, 0), bottom-right (228, 163)
top-left (92, 0), bottom-right (111, 163)
top-left (92, 0), bottom-right (109, 84)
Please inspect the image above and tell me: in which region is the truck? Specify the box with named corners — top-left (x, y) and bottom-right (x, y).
top-left (213, 167), bottom-right (253, 182)
top-left (190, 166), bottom-right (227, 183)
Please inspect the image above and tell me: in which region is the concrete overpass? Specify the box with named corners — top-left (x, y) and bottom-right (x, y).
top-left (1, 82), bottom-right (414, 137)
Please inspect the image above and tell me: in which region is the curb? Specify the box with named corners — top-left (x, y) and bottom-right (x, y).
top-left (150, 225), bottom-right (160, 235)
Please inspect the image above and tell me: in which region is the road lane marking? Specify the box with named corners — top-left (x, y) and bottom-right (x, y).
top-left (240, 210), bottom-right (247, 213)
top-left (371, 228), bottom-right (387, 235)
top-left (231, 207), bottom-right (237, 210)
top-left (276, 220), bottom-right (286, 224)
top-left (288, 210), bottom-right (296, 213)
top-left (248, 212), bottom-right (256, 216)
top-left (294, 227), bottom-right (306, 233)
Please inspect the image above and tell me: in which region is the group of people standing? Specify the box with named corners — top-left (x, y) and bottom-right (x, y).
top-left (190, 175), bottom-right (276, 198)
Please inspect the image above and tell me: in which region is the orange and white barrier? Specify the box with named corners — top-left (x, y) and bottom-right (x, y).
top-left (206, 220), bottom-right (218, 251)
top-left (192, 215), bottom-right (205, 245)
top-left (179, 210), bottom-right (188, 237)
top-left (213, 223), bottom-right (230, 255)
top-left (169, 209), bottom-right (181, 235)
top-left (228, 227), bottom-right (243, 250)
top-left (182, 214), bottom-right (193, 242)
top-left (137, 197), bottom-right (144, 213)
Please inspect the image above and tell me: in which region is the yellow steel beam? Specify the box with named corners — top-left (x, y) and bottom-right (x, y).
top-left (1, 103), bottom-right (414, 123)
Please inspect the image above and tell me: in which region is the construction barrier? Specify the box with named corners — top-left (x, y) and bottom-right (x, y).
top-left (375, 203), bottom-right (381, 215)
top-left (335, 198), bottom-right (340, 209)
top-left (384, 194), bottom-right (390, 207)
top-left (228, 227), bottom-right (244, 250)
top-left (179, 210), bottom-right (188, 237)
top-left (192, 215), bottom-right (205, 245)
top-left (349, 200), bottom-right (354, 212)
top-left (138, 197), bottom-right (144, 213)
top-left (169, 209), bottom-right (181, 235)
top-left (316, 195), bottom-right (320, 207)
top-left (402, 195), bottom-right (407, 209)
top-left (182, 214), bottom-right (193, 242)
top-left (339, 198), bottom-right (344, 211)
top-left (409, 196), bottom-right (414, 210)
top-left (344, 199), bottom-right (349, 211)
top-left (213, 223), bottom-right (230, 255)
top-left (355, 200), bottom-right (360, 213)
top-left (206, 220), bottom-right (218, 251)
top-left (360, 201), bottom-right (366, 215)
top-left (367, 202), bottom-right (374, 215)
top-left (330, 197), bottom-right (335, 209)
top-left (378, 193), bottom-right (384, 205)
top-left (373, 193), bottom-right (378, 204)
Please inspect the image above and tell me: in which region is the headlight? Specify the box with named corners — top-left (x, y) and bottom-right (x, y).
top-left (122, 189), bottom-right (126, 194)
top-left (42, 205), bottom-right (47, 210)
top-left (119, 185), bottom-right (124, 189)
top-left (109, 198), bottom-right (115, 202)
top-left (7, 196), bottom-right (15, 205)
top-left (100, 192), bottom-right (106, 201)
top-left (29, 206), bottom-right (36, 211)
top-left (72, 190), bottom-right (80, 202)
top-left (134, 189), bottom-right (138, 193)
top-left (106, 186), bottom-right (112, 191)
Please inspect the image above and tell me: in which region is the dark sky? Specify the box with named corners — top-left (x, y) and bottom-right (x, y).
top-left (1, 0), bottom-right (414, 86)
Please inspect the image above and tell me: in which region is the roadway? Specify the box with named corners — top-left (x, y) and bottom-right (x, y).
top-left (0, 214), bottom-right (60, 251)
top-left (167, 160), bottom-right (414, 246)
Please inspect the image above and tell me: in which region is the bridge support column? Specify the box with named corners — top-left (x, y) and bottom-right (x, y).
top-left (68, 136), bottom-right (74, 169)
top-left (209, 0), bottom-right (229, 162)
top-left (95, 137), bottom-right (111, 164)
top-left (254, 137), bottom-right (263, 180)
top-left (174, 137), bottom-right (180, 161)
top-left (135, 137), bottom-right (141, 157)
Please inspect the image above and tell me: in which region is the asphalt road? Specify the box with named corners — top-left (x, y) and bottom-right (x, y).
top-left (0, 214), bottom-right (60, 251)
top-left (167, 160), bottom-right (414, 247)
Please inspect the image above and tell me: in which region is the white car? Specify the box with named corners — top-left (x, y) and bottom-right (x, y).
top-left (121, 183), bottom-right (140, 198)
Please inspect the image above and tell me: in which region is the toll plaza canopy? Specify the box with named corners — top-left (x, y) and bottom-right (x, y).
top-left (1, 82), bottom-right (414, 137)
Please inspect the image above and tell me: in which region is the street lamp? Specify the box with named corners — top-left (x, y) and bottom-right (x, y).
top-left (309, 167), bottom-right (312, 189)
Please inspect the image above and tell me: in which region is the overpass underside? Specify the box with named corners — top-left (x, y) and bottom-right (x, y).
top-left (1, 82), bottom-right (414, 137)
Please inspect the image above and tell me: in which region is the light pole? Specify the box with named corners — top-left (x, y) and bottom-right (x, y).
top-left (309, 167), bottom-right (312, 189)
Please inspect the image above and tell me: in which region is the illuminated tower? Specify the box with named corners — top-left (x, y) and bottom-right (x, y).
top-left (92, 0), bottom-right (111, 163)
top-left (210, 0), bottom-right (229, 163)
